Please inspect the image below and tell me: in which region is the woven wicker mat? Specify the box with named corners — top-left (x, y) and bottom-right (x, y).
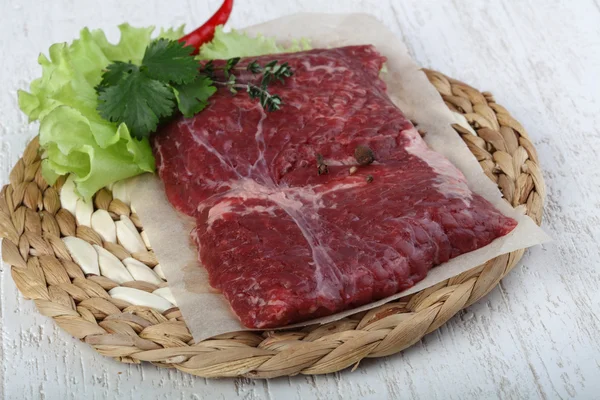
top-left (0, 70), bottom-right (544, 378)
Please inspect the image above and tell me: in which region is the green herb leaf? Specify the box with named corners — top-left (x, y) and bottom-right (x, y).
top-left (246, 61), bottom-right (262, 74)
top-left (201, 60), bottom-right (215, 77)
top-left (97, 68), bottom-right (175, 139)
top-left (246, 84), bottom-right (282, 112)
top-left (96, 61), bottom-right (138, 94)
top-left (264, 60), bottom-right (278, 70)
top-left (223, 57), bottom-right (240, 78)
top-left (273, 62), bottom-right (293, 82)
top-left (265, 94), bottom-right (282, 111)
top-left (247, 84), bottom-right (262, 100)
top-left (172, 76), bottom-right (217, 118)
top-left (142, 38), bottom-right (199, 84)
top-left (261, 73), bottom-right (273, 88)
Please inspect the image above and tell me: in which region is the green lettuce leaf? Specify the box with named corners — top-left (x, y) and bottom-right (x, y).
top-left (18, 24), bottom-right (181, 200)
top-left (159, 25), bottom-right (186, 41)
top-left (198, 26), bottom-right (311, 60)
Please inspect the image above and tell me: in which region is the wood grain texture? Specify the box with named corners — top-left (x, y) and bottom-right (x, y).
top-left (1, 0), bottom-right (599, 398)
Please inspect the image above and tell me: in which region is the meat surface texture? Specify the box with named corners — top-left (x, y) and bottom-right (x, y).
top-left (152, 46), bottom-right (517, 329)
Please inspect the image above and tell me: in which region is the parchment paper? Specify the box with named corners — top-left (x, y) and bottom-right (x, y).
top-left (131, 13), bottom-right (551, 342)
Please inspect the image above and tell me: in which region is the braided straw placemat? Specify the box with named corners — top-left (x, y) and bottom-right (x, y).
top-left (0, 70), bottom-right (544, 378)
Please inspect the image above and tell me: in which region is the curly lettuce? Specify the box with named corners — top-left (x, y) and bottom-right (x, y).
top-left (18, 24), bottom-right (183, 200)
top-left (198, 26), bottom-right (311, 60)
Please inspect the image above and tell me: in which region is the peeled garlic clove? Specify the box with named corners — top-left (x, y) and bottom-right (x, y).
top-left (94, 245), bottom-right (133, 284)
top-left (116, 216), bottom-right (145, 253)
top-left (120, 214), bottom-right (137, 232)
top-left (75, 198), bottom-right (93, 227)
top-left (60, 176), bottom-right (79, 216)
top-left (112, 180), bottom-right (131, 205)
top-left (63, 236), bottom-right (99, 275)
top-left (123, 257), bottom-right (163, 285)
top-left (153, 264), bottom-right (166, 280)
top-left (91, 209), bottom-right (117, 243)
top-left (152, 287), bottom-right (176, 306)
top-left (108, 287), bottom-right (173, 312)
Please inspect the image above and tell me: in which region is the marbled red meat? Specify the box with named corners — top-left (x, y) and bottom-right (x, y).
top-left (152, 46), bottom-right (517, 328)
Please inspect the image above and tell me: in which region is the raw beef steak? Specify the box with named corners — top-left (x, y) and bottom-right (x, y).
top-left (152, 45), bottom-right (517, 329)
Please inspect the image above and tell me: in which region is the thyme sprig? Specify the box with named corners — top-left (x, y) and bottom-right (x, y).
top-left (206, 58), bottom-right (293, 111)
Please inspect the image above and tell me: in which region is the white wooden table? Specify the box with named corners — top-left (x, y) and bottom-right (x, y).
top-left (1, 0), bottom-right (599, 398)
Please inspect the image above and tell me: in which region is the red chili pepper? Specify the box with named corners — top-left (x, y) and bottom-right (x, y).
top-left (179, 0), bottom-right (234, 54)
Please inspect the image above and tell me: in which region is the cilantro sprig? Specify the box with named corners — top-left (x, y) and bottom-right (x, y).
top-left (96, 39), bottom-right (293, 139)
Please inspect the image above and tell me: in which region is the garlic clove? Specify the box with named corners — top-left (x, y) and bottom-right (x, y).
top-left (152, 287), bottom-right (177, 306)
top-left (94, 244), bottom-right (133, 284)
top-left (62, 236), bottom-right (99, 275)
top-left (108, 287), bottom-right (173, 312)
top-left (112, 180), bottom-right (131, 205)
top-left (75, 198), bottom-right (93, 227)
top-left (123, 257), bottom-right (163, 285)
top-left (91, 209), bottom-right (117, 243)
top-left (116, 215), bottom-right (146, 253)
top-left (60, 175), bottom-right (79, 216)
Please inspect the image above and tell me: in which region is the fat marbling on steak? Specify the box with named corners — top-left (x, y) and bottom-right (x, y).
top-left (152, 45), bottom-right (517, 329)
